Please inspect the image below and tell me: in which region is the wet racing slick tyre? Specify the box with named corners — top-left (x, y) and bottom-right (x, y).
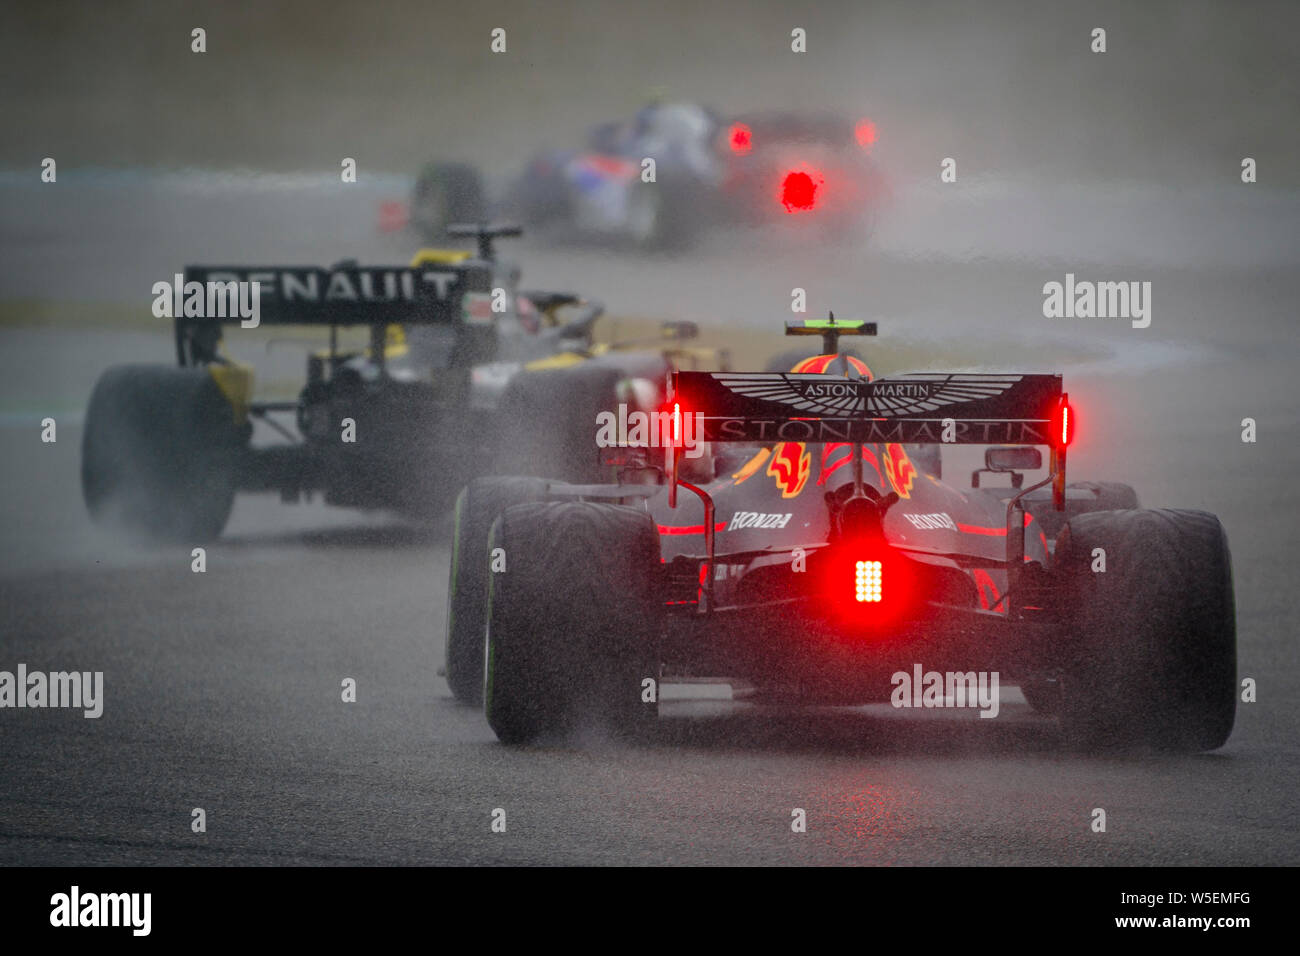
top-left (484, 501), bottom-right (662, 745)
top-left (632, 174), bottom-right (699, 252)
top-left (82, 364), bottom-right (246, 544)
top-left (410, 163), bottom-right (486, 241)
top-left (1026, 481), bottom-right (1139, 541)
top-left (1053, 509), bottom-right (1236, 752)
top-left (496, 365), bottom-right (623, 484)
top-left (444, 477), bottom-right (548, 706)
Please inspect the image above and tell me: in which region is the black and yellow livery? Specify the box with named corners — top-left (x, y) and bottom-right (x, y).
top-left (80, 225), bottom-right (717, 542)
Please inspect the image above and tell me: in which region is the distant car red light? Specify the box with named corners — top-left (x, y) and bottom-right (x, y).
top-left (855, 119), bottom-right (877, 148)
top-left (780, 169), bottom-right (822, 212)
top-left (729, 123), bottom-right (752, 154)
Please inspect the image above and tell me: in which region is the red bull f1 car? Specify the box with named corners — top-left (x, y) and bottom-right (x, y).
top-left (447, 317), bottom-right (1237, 752)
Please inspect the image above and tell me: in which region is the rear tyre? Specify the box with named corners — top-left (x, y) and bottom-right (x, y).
top-left (411, 163), bottom-right (486, 241)
top-left (1054, 509), bottom-right (1236, 752)
top-left (496, 366), bottom-right (624, 484)
top-left (484, 501), bottom-right (662, 745)
top-left (1026, 481), bottom-right (1138, 541)
top-left (82, 364), bottom-right (245, 543)
top-left (637, 176), bottom-right (699, 252)
top-left (444, 477), bottom-right (548, 705)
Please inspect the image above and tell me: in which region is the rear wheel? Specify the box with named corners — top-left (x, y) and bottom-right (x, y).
top-left (444, 477), bottom-right (547, 705)
top-left (636, 176), bottom-right (699, 251)
top-left (496, 366), bottom-right (624, 484)
top-left (1053, 508), bottom-right (1236, 751)
top-left (82, 364), bottom-right (245, 543)
top-left (625, 186), bottom-right (665, 246)
top-left (1026, 481), bottom-right (1138, 541)
top-left (411, 163), bottom-right (486, 241)
top-left (484, 501), bottom-right (662, 744)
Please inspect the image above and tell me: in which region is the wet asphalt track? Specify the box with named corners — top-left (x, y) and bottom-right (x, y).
top-left (1, 174), bottom-right (1298, 865)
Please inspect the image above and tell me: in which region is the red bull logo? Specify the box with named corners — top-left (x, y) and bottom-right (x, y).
top-left (883, 443), bottom-right (916, 499)
top-left (767, 442), bottom-right (811, 498)
top-left (817, 442), bottom-right (884, 487)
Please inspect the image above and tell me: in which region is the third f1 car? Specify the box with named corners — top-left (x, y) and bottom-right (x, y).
top-left (415, 102), bottom-right (888, 249)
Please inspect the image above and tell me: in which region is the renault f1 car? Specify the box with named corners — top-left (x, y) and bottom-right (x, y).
top-left (81, 225), bottom-right (718, 542)
top-left (414, 102), bottom-right (887, 249)
top-left (447, 317), bottom-right (1237, 751)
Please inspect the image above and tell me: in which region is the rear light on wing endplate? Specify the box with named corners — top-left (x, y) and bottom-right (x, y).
top-left (1050, 397), bottom-right (1074, 449)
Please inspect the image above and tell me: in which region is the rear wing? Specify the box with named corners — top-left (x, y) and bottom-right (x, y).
top-left (785, 315), bottom-right (874, 355)
top-left (672, 371), bottom-right (1067, 446)
top-left (665, 371), bottom-right (1073, 575)
top-left (181, 263), bottom-right (491, 326)
top-left (175, 262), bottom-right (491, 365)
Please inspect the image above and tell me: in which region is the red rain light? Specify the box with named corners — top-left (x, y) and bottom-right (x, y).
top-left (729, 123), bottom-right (752, 154)
top-left (855, 119), bottom-right (877, 148)
top-left (855, 560), bottom-right (883, 603)
top-left (659, 399), bottom-right (691, 448)
top-left (820, 549), bottom-right (915, 635)
top-left (780, 169), bottom-right (821, 212)
top-left (1051, 398), bottom-right (1074, 449)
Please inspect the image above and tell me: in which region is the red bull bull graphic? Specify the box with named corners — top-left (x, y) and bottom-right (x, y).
top-left (767, 441), bottom-right (811, 497)
top-left (883, 443), bottom-right (916, 499)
